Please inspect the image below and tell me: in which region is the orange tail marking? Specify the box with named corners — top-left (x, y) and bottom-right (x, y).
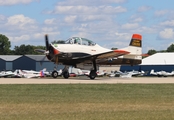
top-left (130, 34), bottom-right (142, 47)
top-left (132, 34), bottom-right (142, 40)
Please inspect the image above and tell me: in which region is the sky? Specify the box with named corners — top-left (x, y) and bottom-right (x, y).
top-left (0, 0), bottom-right (174, 53)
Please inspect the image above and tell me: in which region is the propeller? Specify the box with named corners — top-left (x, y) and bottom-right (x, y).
top-left (35, 34), bottom-right (60, 65)
top-left (35, 34), bottom-right (50, 54)
top-left (45, 34), bottom-right (49, 51)
top-left (45, 34), bottom-right (60, 64)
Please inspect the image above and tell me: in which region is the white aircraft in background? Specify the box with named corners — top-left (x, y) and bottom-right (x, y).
top-left (13, 69), bottom-right (48, 78)
top-left (108, 70), bottom-right (145, 78)
top-left (35, 34), bottom-right (142, 79)
top-left (0, 71), bottom-right (15, 78)
top-left (108, 71), bottom-right (132, 78)
top-left (83, 70), bottom-right (106, 77)
top-left (128, 70), bottom-right (145, 77)
top-left (22, 68), bottom-right (50, 76)
top-left (150, 69), bottom-right (174, 77)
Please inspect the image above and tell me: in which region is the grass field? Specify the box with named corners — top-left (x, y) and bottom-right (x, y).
top-left (0, 84), bottom-right (174, 120)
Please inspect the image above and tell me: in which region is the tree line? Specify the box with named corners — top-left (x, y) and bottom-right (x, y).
top-left (0, 34), bottom-right (65, 55)
top-left (1, 34), bottom-right (174, 55)
top-left (147, 44), bottom-right (174, 55)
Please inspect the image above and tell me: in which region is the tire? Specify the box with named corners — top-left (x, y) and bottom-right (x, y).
top-left (89, 70), bottom-right (97, 80)
top-left (63, 71), bottom-right (69, 79)
top-left (52, 70), bottom-right (58, 78)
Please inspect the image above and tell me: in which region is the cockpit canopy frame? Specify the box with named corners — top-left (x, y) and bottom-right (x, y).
top-left (65, 37), bottom-right (96, 46)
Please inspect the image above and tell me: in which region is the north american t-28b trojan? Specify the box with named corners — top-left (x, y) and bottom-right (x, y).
top-left (36, 34), bottom-right (142, 79)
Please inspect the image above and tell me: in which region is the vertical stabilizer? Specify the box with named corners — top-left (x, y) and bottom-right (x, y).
top-left (120, 34), bottom-right (142, 65)
top-left (129, 34), bottom-right (142, 47)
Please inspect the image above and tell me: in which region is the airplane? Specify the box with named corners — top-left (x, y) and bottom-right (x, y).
top-left (150, 69), bottom-right (174, 77)
top-left (13, 69), bottom-right (48, 78)
top-left (128, 70), bottom-right (145, 77)
top-left (22, 68), bottom-right (50, 77)
top-left (83, 70), bottom-right (106, 77)
top-left (35, 33), bottom-right (142, 79)
top-left (0, 71), bottom-right (15, 78)
top-left (108, 70), bottom-right (132, 78)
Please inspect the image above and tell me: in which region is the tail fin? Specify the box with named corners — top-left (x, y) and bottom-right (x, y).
top-left (121, 34), bottom-right (142, 65)
top-left (129, 34), bottom-right (142, 47)
top-left (150, 69), bottom-right (155, 75)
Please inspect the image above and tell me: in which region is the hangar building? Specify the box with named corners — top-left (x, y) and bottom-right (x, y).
top-left (120, 53), bottom-right (174, 75)
top-left (0, 55), bottom-right (21, 71)
top-left (0, 55), bottom-right (64, 72)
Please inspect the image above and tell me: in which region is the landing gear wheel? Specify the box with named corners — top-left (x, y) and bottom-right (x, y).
top-left (63, 71), bottom-right (69, 79)
top-left (89, 70), bottom-right (97, 80)
top-left (52, 70), bottom-right (58, 78)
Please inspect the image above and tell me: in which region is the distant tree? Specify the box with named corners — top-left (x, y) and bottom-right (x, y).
top-left (147, 49), bottom-right (157, 55)
top-left (158, 50), bottom-right (167, 53)
top-left (111, 48), bottom-right (118, 50)
top-left (52, 40), bottom-right (65, 44)
top-left (14, 44), bottom-right (35, 55)
top-left (167, 44), bottom-right (174, 52)
top-left (0, 34), bottom-right (11, 55)
top-left (8, 50), bottom-right (15, 55)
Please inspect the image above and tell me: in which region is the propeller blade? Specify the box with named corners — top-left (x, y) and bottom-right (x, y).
top-left (34, 49), bottom-right (46, 54)
top-left (45, 34), bottom-right (49, 50)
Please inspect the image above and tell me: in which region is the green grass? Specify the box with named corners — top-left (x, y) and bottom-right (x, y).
top-left (0, 84), bottom-right (174, 120)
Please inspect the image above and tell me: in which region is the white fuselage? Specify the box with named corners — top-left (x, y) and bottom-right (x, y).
top-left (52, 43), bottom-right (112, 55)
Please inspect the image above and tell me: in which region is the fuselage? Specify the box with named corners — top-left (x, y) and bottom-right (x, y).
top-left (46, 36), bottom-right (142, 67)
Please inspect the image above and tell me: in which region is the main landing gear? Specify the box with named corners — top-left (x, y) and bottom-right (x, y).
top-left (89, 59), bottom-right (97, 80)
top-left (51, 59), bottom-right (97, 79)
top-left (51, 66), bottom-right (69, 79)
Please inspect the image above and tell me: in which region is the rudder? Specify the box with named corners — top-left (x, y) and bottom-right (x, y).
top-left (129, 34), bottom-right (142, 47)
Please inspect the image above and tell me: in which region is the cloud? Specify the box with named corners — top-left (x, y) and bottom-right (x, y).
top-left (64, 16), bottom-right (77, 23)
top-left (0, 0), bottom-right (39, 6)
top-left (130, 14), bottom-right (144, 23)
top-left (160, 20), bottom-right (174, 27)
top-left (47, 5), bottom-right (127, 15)
top-left (121, 23), bottom-right (139, 30)
top-left (158, 28), bottom-right (174, 40)
top-left (138, 6), bottom-right (152, 12)
top-left (154, 10), bottom-right (168, 17)
top-left (44, 18), bottom-right (58, 25)
top-left (5, 14), bottom-right (37, 30)
top-left (57, 0), bottom-right (127, 6)
top-left (9, 35), bottom-right (30, 42)
top-left (0, 15), bottom-right (6, 25)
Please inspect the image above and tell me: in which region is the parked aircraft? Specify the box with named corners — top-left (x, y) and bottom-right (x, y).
top-left (150, 69), bottom-right (174, 77)
top-left (13, 69), bottom-right (48, 78)
top-left (108, 70), bottom-right (145, 78)
top-left (128, 70), bottom-right (145, 77)
top-left (35, 34), bottom-right (142, 79)
top-left (83, 70), bottom-right (106, 77)
top-left (0, 71), bottom-right (15, 78)
top-left (22, 68), bottom-right (50, 77)
top-left (108, 71), bottom-right (132, 78)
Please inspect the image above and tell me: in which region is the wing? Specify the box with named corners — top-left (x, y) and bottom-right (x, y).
top-left (72, 49), bottom-right (130, 63)
top-left (97, 50), bottom-right (130, 59)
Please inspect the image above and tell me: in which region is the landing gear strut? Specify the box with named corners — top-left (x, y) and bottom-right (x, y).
top-left (89, 59), bottom-right (97, 80)
top-left (62, 66), bottom-right (69, 79)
